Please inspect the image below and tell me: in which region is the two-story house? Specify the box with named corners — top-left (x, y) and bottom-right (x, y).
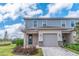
top-left (23, 18), bottom-right (79, 47)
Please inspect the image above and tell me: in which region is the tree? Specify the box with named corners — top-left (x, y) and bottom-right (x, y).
top-left (75, 22), bottom-right (79, 42)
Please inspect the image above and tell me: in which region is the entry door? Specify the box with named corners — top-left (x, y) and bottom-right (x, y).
top-left (28, 34), bottom-right (33, 45)
top-left (43, 33), bottom-right (58, 47)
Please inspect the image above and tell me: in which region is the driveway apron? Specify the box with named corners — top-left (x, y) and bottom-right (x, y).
top-left (42, 47), bottom-right (78, 56)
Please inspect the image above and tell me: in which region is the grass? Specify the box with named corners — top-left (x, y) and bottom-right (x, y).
top-left (0, 41), bottom-right (11, 46)
top-left (64, 44), bottom-right (79, 55)
top-left (0, 44), bottom-right (16, 56)
top-left (65, 47), bottom-right (79, 55)
top-left (32, 48), bottom-right (43, 56)
top-left (0, 44), bottom-right (43, 56)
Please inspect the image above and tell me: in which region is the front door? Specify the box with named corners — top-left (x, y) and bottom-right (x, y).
top-left (28, 34), bottom-right (33, 45)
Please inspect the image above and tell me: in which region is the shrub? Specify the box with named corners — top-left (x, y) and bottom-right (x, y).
top-left (13, 46), bottom-right (37, 55)
top-left (16, 38), bottom-right (24, 46)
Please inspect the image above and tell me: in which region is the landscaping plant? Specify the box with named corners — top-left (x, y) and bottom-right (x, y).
top-left (15, 38), bottom-right (24, 46)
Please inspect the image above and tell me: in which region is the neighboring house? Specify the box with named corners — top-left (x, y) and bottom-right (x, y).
top-left (23, 18), bottom-right (79, 47)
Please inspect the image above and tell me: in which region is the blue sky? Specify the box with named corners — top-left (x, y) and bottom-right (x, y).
top-left (0, 3), bottom-right (79, 39)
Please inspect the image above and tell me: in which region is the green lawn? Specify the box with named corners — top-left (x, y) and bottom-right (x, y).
top-left (0, 44), bottom-right (16, 56)
top-left (65, 47), bottom-right (79, 55)
top-left (0, 44), bottom-right (43, 56)
top-left (32, 48), bottom-right (43, 56)
top-left (64, 44), bottom-right (79, 55)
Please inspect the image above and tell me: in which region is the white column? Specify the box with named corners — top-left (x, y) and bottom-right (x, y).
top-left (70, 31), bottom-right (76, 43)
top-left (38, 32), bottom-right (43, 41)
top-left (57, 31), bottom-right (62, 41)
top-left (24, 33), bottom-right (28, 48)
top-left (24, 33), bottom-right (26, 48)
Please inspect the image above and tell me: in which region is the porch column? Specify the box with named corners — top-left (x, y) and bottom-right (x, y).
top-left (57, 31), bottom-right (63, 47)
top-left (24, 33), bottom-right (28, 48)
top-left (38, 32), bottom-right (43, 47)
top-left (70, 31), bottom-right (76, 43)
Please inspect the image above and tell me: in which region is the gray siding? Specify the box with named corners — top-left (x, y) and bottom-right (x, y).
top-left (25, 19), bottom-right (79, 29)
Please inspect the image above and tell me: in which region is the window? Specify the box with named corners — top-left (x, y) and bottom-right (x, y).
top-left (34, 20), bottom-right (37, 27)
top-left (43, 23), bottom-right (46, 27)
top-left (28, 34), bottom-right (32, 44)
top-left (71, 21), bottom-right (74, 27)
top-left (62, 20), bottom-right (65, 27)
top-left (62, 23), bottom-right (65, 27)
top-left (42, 20), bottom-right (47, 27)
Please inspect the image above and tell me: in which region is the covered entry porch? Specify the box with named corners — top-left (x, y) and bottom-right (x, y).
top-left (62, 30), bottom-right (76, 45)
top-left (62, 33), bottom-right (71, 44)
top-left (24, 29), bottom-right (39, 48)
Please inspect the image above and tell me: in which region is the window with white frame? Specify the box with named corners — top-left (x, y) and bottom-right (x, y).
top-left (34, 20), bottom-right (37, 27)
top-left (71, 21), bottom-right (74, 27)
top-left (62, 23), bottom-right (65, 27)
top-left (42, 20), bottom-right (47, 27)
top-left (62, 20), bottom-right (66, 27)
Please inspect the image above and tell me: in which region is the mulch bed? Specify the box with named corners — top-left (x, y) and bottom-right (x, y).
top-left (13, 46), bottom-right (37, 55)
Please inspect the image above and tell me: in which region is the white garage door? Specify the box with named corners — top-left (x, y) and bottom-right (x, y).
top-left (43, 33), bottom-right (58, 47)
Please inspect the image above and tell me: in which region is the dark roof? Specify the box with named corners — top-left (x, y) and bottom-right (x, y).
top-left (24, 17), bottom-right (79, 20)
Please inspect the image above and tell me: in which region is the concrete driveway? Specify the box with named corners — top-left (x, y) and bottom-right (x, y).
top-left (42, 47), bottom-right (78, 56)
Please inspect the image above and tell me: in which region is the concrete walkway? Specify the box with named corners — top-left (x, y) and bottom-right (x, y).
top-left (42, 47), bottom-right (78, 56)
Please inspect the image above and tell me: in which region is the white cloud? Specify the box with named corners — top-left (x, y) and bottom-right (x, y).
top-left (3, 12), bottom-right (18, 20)
top-left (39, 14), bottom-right (50, 18)
top-left (0, 3), bottom-right (39, 21)
top-left (0, 3), bottom-right (74, 21)
top-left (65, 10), bottom-right (79, 18)
top-left (26, 9), bottom-right (43, 17)
top-left (0, 3), bottom-right (20, 21)
top-left (0, 14), bottom-right (3, 22)
top-left (0, 23), bottom-right (25, 39)
top-left (5, 23), bottom-right (23, 33)
top-left (48, 3), bottom-right (73, 14)
top-left (0, 29), bottom-right (5, 39)
top-left (40, 3), bottom-right (73, 18)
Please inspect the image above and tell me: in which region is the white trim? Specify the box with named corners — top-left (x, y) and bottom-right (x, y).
top-left (38, 30), bottom-right (62, 41)
top-left (61, 20), bottom-right (66, 27)
top-left (71, 20), bottom-right (75, 27)
top-left (60, 19), bottom-right (62, 27)
top-left (42, 20), bottom-right (47, 27)
top-left (33, 20), bottom-right (38, 28)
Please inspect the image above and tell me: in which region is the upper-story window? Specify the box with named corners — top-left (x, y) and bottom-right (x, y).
top-left (62, 23), bottom-right (65, 27)
top-left (71, 21), bottom-right (74, 27)
top-left (34, 20), bottom-right (37, 27)
top-left (62, 20), bottom-right (65, 27)
top-left (42, 20), bottom-right (47, 27)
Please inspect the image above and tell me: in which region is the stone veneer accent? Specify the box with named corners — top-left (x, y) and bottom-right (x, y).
top-left (58, 41), bottom-right (64, 47)
top-left (39, 41), bottom-right (43, 47)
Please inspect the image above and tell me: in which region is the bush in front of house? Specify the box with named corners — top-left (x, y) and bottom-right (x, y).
top-left (65, 43), bottom-right (79, 51)
top-left (13, 46), bottom-right (37, 55)
top-left (16, 38), bottom-right (24, 46)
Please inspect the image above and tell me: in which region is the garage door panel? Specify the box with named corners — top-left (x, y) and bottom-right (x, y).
top-left (43, 33), bottom-right (58, 47)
